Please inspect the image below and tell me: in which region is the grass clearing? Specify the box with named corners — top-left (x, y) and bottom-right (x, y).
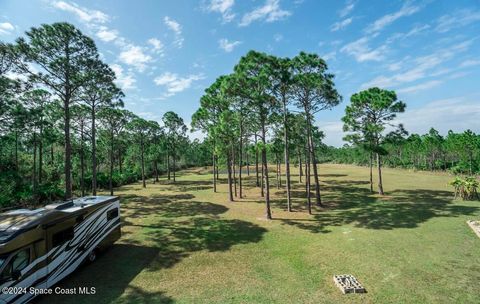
top-left (38, 164), bottom-right (480, 303)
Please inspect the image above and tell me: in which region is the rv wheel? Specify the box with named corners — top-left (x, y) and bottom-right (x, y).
top-left (87, 250), bottom-right (97, 263)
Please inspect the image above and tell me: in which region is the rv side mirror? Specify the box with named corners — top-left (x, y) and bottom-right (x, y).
top-left (12, 270), bottom-right (21, 280)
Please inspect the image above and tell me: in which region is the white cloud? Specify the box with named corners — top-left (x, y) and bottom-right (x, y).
top-left (110, 64), bottom-right (136, 90)
top-left (119, 45), bottom-right (152, 72)
top-left (51, 1), bottom-right (109, 24)
top-left (460, 59), bottom-right (480, 68)
top-left (0, 22), bottom-right (14, 35)
top-left (206, 0), bottom-right (235, 22)
top-left (436, 9), bottom-right (480, 33)
top-left (397, 80), bottom-right (443, 94)
top-left (164, 16), bottom-right (184, 48)
top-left (96, 26), bottom-right (118, 42)
top-left (318, 121), bottom-right (345, 147)
top-left (154, 72), bottom-right (205, 97)
top-left (340, 37), bottom-right (388, 62)
top-left (147, 38), bottom-right (164, 54)
top-left (339, 0), bottom-right (355, 18)
top-left (395, 96), bottom-right (480, 135)
top-left (330, 18), bottom-right (352, 31)
top-left (239, 0), bottom-right (291, 27)
top-left (218, 38), bottom-right (242, 52)
top-left (366, 3), bottom-right (421, 34)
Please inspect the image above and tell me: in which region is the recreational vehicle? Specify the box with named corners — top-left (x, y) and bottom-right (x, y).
top-left (0, 196), bottom-right (121, 303)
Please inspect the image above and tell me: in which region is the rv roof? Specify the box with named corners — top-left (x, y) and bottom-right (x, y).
top-left (0, 196), bottom-right (117, 243)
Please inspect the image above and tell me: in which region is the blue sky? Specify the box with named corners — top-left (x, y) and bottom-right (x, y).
top-left (1, 0), bottom-right (479, 146)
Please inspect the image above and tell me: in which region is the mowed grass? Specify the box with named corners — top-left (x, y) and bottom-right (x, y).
top-left (37, 164), bottom-right (480, 304)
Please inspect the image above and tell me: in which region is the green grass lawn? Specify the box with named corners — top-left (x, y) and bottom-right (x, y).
top-left (37, 164), bottom-right (480, 303)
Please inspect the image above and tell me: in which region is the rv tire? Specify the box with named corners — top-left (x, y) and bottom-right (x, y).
top-left (87, 249), bottom-right (97, 263)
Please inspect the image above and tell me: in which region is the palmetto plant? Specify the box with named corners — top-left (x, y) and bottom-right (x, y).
top-left (449, 176), bottom-right (479, 200)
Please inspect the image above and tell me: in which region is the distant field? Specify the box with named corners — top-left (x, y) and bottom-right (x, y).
top-left (37, 164), bottom-right (480, 304)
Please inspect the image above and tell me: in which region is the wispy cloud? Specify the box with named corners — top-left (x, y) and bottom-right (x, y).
top-left (366, 3), bottom-right (421, 34)
top-left (387, 24), bottom-right (430, 43)
top-left (397, 80), bottom-right (443, 94)
top-left (460, 59), bottom-right (480, 68)
top-left (164, 16), bottom-right (184, 48)
top-left (331, 17), bottom-right (352, 31)
top-left (206, 0), bottom-right (235, 23)
top-left (436, 9), bottom-right (480, 33)
top-left (339, 0), bottom-right (355, 18)
top-left (154, 72), bottom-right (205, 97)
top-left (361, 39), bottom-right (473, 88)
top-left (119, 45), bottom-right (152, 72)
top-left (0, 22), bottom-right (14, 35)
top-left (218, 38), bottom-right (241, 52)
top-left (51, 1), bottom-right (109, 24)
top-left (322, 51), bottom-right (337, 61)
top-left (341, 37), bottom-right (388, 62)
top-left (239, 0), bottom-right (291, 27)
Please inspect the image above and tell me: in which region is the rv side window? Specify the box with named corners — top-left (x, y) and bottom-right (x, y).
top-left (52, 227), bottom-right (74, 248)
top-left (0, 248), bottom-right (30, 282)
top-left (107, 208), bottom-right (119, 221)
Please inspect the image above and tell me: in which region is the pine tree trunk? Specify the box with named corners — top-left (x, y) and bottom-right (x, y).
top-left (91, 106), bottom-right (97, 196)
top-left (282, 97), bottom-right (292, 211)
top-left (232, 145), bottom-right (237, 197)
top-left (307, 116), bottom-right (322, 207)
top-left (80, 123), bottom-right (85, 197)
top-left (15, 131), bottom-right (18, 170)
top-left (246, 143), bottom-right (250, 176)
top-left (39, 124), bottom-right (43, 184)
top-left (212, 149), bottom-right (217, 193)
top-left (239, 125), bottom-right (243, 198)
top-left (261, 159), bottom-right (264, 197)
top-left (298, 150), bottom-right (303, 183)
top-left (32, 132), bottom-right (37, 201)
top-left (306, 146), bottom-right (312, 215)
top-left (255, 134), bottom-right (260, 187)
top-left (369, 151), bottom-right (374, 193)
top-left (261, 122), bottom-right (272, 219)
top-left (227, 153), bottom-right (234, 202)
top-left (110, 131), bottom-right (114, 195)
top-left (173, 146), bottom-right (176, 182)
top-left (141, 141), bottom-right (146, 188)
top-left (167, 153), bottom-right (171, 180)
top-left (377, 152), bottom-right (384, 195)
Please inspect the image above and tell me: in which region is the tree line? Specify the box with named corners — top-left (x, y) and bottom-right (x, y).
top-left (326, 128), bottom-right (480, 176)
top-left (0, 23), bottom-right (210, 207)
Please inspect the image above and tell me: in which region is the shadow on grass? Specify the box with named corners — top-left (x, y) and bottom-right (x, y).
top-left (35, 244), bottom-right (171, 304)
top-left (277, 180), bottom-right (479, 233)
top-left (38, 191), bottom-right (266, 303)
